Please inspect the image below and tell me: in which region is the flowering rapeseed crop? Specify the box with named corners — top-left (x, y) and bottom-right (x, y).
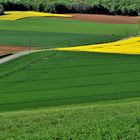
top-left (55, 36), bottom-right (140, 54)
top-left (0, 11), bottom-right (72, 20)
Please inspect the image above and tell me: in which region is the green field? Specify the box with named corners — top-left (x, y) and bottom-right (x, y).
top-left (1, 51), bottom-right (140, 111)
top-left (0, 98), bottom-right (140, 140)
top-left (0, 16), bottom-right (140, 139)
top-left (0, 17), bottom-right (138, 48)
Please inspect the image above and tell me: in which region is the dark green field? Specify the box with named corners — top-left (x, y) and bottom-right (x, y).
top-left (0, 16), bottom-right (140, 139)
top-left (1, 50), bottom-right (140, 111)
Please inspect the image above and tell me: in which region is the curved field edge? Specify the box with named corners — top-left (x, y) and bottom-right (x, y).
top-left (0, 98), bottom-right (140, 140)
top-left (55, 36), bottom-right (140, 54)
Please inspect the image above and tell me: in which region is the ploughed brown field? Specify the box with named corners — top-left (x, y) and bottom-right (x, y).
top-left (68, 14), bottom-right (138, 24)
top-left (0, 46), bottom-right (30, 56)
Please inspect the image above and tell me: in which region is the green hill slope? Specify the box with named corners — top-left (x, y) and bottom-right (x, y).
top-left (0, 98), bottom-right (140, 140)
top-left (1, 51), bottom-right (140, 111)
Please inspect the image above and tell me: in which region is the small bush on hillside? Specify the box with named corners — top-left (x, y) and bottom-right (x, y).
top-left (44, 2), bottom-right (69, 13)
top-left (2, 2), bottom-right (28, 11)
top-left (0, 4), bottom-right (4, 15)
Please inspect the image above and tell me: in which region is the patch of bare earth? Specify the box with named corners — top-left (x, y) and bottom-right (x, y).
top-left (0, 46), bottom-right (31, 56)
top-left (67, 14), bottom-right (138, 24)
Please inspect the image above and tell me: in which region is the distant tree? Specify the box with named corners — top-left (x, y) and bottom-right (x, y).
top-left (0, 4), bottom-right (4, 15)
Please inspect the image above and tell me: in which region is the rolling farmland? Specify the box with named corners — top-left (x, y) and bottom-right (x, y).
top-left (0, 16), bottom-right (138, 49)
top-left (0, 11), bottom-right (140, 139)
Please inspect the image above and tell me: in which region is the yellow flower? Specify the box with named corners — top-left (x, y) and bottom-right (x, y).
top-left (0, 11), bottom-right (72, 20)
top-left (55, 36), bottom-right (140, 55)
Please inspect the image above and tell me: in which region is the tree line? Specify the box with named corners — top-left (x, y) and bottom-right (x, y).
top-left (0, 0), bottom-right (140, 16)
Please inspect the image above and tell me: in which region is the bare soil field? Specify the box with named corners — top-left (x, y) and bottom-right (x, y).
top-left (69, 14), bottom-right (139, 24)
top-left (0, 46), bottom-right (31, 56)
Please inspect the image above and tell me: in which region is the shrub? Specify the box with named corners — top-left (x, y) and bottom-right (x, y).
top-left (87, 5), bottom-right (111, 15)
top-left (2, 2), bottom-right (28, 11)
top-left (70, 2), bottom-right (91, 13)
top-left (44, 2), bottom-right (69, 13)
top-left (0, 4), bottom-right (4, 15)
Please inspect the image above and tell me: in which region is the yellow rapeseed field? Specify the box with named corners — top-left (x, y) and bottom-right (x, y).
top-left (0, 11), bottom-right (72, 20)
top-left (55, 36), bottom-right (140, 54)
